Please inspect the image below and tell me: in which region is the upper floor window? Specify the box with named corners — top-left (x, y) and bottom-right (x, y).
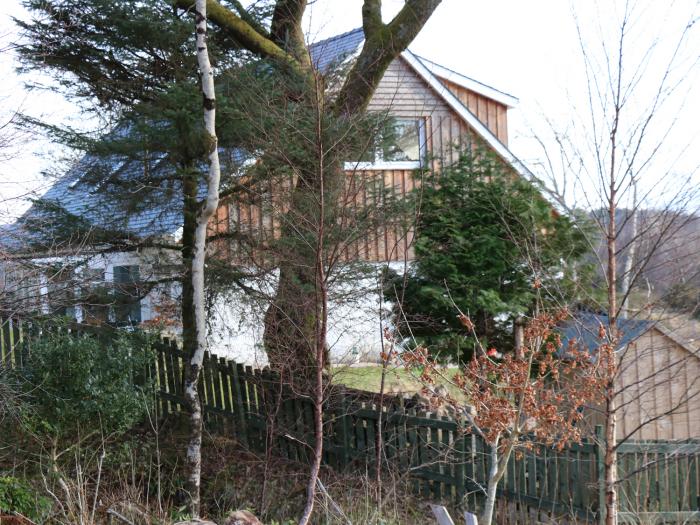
top-left (345, 118), bottom-right (427, 170)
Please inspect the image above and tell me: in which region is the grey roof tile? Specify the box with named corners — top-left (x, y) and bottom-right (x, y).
top-left (310, 27), bottom-right (365, 73)
top-left (559, 312), bottom-right (654, 354)
top-left (9, 152), bottom-right (184, 250)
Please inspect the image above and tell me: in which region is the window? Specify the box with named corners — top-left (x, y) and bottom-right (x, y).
top-left (345, 118), bottom-right (427, 170)
top-left (382, 119), bottom-right (425, 162)
top-left (112, 265), bottom-right (141, 326)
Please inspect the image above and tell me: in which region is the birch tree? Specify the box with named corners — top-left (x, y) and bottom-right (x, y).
top-left (184, 0), bottom-right (221, 516)
top-left (530, 2), bottom-right (700, 523)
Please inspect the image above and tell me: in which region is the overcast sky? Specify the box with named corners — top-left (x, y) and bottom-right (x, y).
top-left (0, 0), bottom-right (698, 223)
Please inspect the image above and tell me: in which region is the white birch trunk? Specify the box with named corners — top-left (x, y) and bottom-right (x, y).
top-left (481, 436), bottom-right (500, 525)
top-left (620, 178), bottom-right (638, 318)
top-left (605, 127), bottom-right (619, 525)
top-left (184, 0), bottom-right (221, 516)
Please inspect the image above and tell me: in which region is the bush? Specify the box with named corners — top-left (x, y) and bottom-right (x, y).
top-left (664, 282), bottom-right (700, 319)
top-left (18, 329), bottom-right (155, 439)
top-left (0, 476), bottom-right (51, 520)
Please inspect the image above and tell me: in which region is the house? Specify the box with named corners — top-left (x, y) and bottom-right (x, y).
top-left (560, 313), bottom-right (700, 440)
top-left (1, 28), bottom-right (529, 365)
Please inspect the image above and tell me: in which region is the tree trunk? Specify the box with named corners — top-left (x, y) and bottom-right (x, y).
top-left (620, 178), bottom-right (638, 318)
top-left (262, 157), bottom-right (340, 385)
top-left (298, 90), bottom-right (329, 525)
top-left (183, 0), bottom-right (222, 516)
top-left (481, 439), bottom-right (500, 525)
top-left (605, 127), bottom-right (619, 525)
top-left (258, 2), bottom-right (441, 380)
top-left (604, 389), bottom-right (618, 525)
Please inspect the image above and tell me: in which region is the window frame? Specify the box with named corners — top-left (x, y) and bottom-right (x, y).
top-left (111, 264), bottom-right (142, 326)
top-left (344, 117), bottom-right (427, 171)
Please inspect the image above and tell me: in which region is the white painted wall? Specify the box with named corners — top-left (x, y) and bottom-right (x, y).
top-left (18, 250), bottom-right (406, 367)
top-left (206, 262), bottom-right (407, 366)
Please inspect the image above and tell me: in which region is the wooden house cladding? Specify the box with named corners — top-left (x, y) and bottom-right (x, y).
top-left (341, 168), bottom-right (417, 263)
top-left (365, 57), bottom-right (492, 170)
top-left (437, 77), bottom-right (509, 145)
top-left (211, 54), bottom-right (516, 264)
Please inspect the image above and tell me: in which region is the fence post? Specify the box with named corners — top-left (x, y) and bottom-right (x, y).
top-left (339, 394), bottom-right (351, 469)
top-left (595, 424), bottom-right (606, 525)
top-left (456, 431), bottom-right (466, 505)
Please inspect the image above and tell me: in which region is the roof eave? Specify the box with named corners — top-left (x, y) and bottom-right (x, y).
top-left (400, 50), bottom-right (534, 182)
top-left (414, 55), bottom-right (519, 108)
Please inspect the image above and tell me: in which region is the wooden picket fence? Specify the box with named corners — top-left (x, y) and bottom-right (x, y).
top-left (2, 315), bottom-right (699, 523)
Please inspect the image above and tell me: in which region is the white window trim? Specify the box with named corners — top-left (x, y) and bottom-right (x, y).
top-left (344, 118), bottom-right (427, 171)
top-left (344, 160), bottom-right (422, 171)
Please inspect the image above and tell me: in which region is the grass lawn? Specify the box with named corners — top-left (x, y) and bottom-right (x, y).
top-left (331, 364), bottom-right (464, 398)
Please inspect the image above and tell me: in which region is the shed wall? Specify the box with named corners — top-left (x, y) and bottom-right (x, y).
top-left (588, 328), bottom-right (700, 440)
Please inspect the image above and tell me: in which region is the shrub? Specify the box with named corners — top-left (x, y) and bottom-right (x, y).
top-left (18, 328), bottom-right (156, 439)
top-left (0, 476), bottom-right (51, 520)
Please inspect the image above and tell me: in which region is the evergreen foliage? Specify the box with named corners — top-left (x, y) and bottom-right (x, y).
top-left (17, 329), bottom-right (155, 439)
top-left (15, 0), bottom-right (247, 246)
top-left (384, 149), bottom-right (592, 362)
top-left (0, 476), bottom-right (51, 520)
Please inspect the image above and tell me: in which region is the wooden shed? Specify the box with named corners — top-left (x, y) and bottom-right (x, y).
top-left (561, 313), bottom-right (700, 440)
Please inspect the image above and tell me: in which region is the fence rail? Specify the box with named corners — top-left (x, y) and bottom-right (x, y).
top-left (2, 316), bottom-right (699, 523)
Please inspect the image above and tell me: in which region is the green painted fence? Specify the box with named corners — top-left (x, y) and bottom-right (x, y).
top-left (2, 316), bottom-right (699, 523)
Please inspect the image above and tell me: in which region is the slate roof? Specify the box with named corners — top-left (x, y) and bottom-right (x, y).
top-left (5, 152), bottom-right (184, 252)
top-left (309, 27), bottom-right (364, 73)
top-left (559, 312), bottom-right (654, 353)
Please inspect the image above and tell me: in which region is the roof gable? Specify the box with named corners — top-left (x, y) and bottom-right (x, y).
top-left (309, 28), bottom-right (532, 180)
top-left (400, 51), bottom-right (532, 179)
top-left (415, 55), bottom-right (518, 108)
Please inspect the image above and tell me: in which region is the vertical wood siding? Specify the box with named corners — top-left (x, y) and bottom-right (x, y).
top-left (588, 328), bottom-right (700, 440)
top-left (210, 56), bottom-right (512, 264)
top-left (437, 77), bottom-right (509, 145)
top-left (617, 329), bottom-right (700, 440)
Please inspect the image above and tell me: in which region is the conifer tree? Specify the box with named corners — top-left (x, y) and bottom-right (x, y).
top-left (385, 149), bottom-right (593, 362)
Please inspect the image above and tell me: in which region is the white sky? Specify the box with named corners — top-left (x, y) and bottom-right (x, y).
top-left (0, 0), bottom-right (698, 223)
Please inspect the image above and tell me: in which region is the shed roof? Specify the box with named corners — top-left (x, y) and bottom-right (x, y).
top-left (559, 312), bottom-right (655, 353)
